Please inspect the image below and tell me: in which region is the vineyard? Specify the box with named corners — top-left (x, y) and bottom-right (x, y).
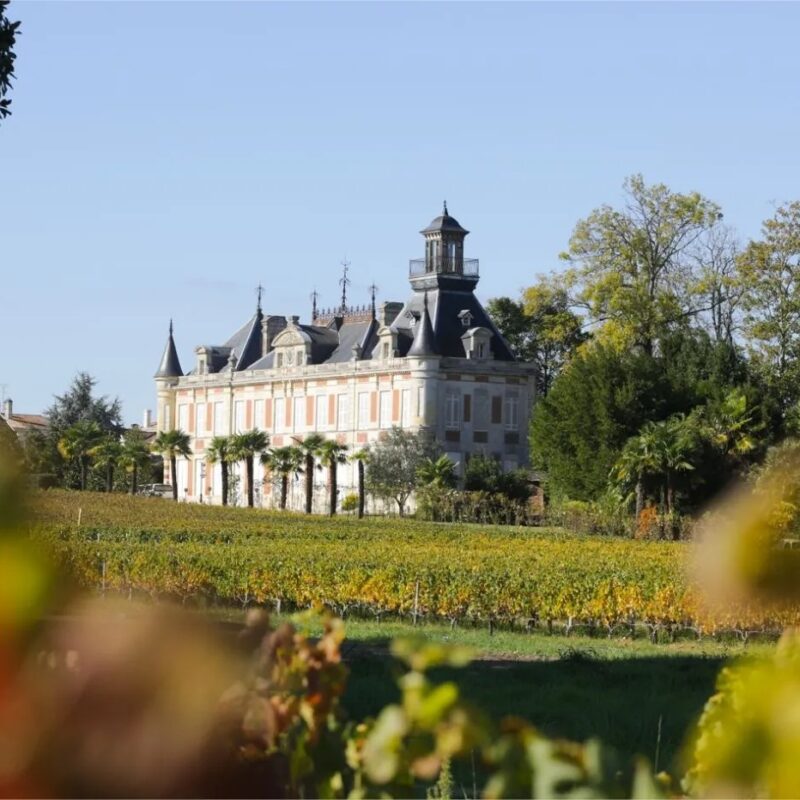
top-left (29, 490), bottom-right (795, 641)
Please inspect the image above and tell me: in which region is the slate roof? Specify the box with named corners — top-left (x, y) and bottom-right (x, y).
top-left (391, 287), bottom-right (515, 361)
top-left (407, 294), bottom-right (438, 357)
top-left (420, 202), bottom-right (469, 235)
top-left (154, 322), bottom-right (183, 378)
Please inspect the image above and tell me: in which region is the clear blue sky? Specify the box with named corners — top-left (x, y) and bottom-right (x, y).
top-left (3, 1), bottom-right (800, 423)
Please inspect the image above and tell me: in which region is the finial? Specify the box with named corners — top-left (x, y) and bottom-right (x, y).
top-left (169, 318), bottom-right (173, 336)
top-left (368, 283), bottom-right (378, 320)
top-left (339, 257), bottom-right (351, 313)
top-left (443, 200), bottom-right (448, 216)
top-left (310, 288), bottom-right (319, 321)
top-left (256, 283), bottom-right (263, 312)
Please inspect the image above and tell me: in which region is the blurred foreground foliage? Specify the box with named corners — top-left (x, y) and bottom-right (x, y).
top-left (3, 447), bottom-right (800, 797)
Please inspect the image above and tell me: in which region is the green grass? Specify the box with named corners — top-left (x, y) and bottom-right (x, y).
top-left (210, 607), bottom-right (771, 782)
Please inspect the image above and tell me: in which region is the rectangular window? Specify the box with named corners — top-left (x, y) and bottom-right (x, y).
top-left (503, 395), bottom-right (519, 430)
top-left (213, 402), bottom-right (224, 435)
top-left (473, 389), bottom-right (489, 430)
top-left (196, 402), bottom-right (206, 437)
top-left (358, 392), bottom-right (370, 428)
top-left (445, 391), bottom-right (460, 430)
top-left (274, 398), bottom-right (285, 432)
top-left (338, 394), bottom-right (351, 430)
top-left (463, 394), bottom-right (472, 423)
top-left (293, 396), bottom-right (305, 432)
top-left (379, 391), bottom-right (392, 428)
top-left (253, 399), bottom-right (264, 431)
top-left (491, 395), bottom-right (503, 425)
top-left (401, 389), bottom-right (411, 428)
top-left (316, 395), bottom-right (327, 429)
top-left (235, 400), bottom-right (246, 433)
top-left (177, 404), bottom-right (188, 432)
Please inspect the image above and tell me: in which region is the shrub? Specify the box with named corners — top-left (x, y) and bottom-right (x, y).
top-left (341, 493), bottom-right (359, 513)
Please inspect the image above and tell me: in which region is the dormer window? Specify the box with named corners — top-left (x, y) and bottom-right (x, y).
top-left (276, 352), bottom-right (283, 368)
top-left (461, 326), bottom-right (493, 360)
top-left (458, 310), bottom-right (473, 328)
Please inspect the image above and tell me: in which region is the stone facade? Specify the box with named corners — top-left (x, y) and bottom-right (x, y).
top-left (154, 207), bottom-right (537, 510)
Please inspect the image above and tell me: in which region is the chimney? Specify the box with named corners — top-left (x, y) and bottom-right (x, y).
top-left (2, 398), bottom-right (12, 420)
top-left (261, 315), bottom-right (287, 355)
top-left (379, 302), bottom-right (403, 327)
top-left (143, 408), bottom-right (153, 428)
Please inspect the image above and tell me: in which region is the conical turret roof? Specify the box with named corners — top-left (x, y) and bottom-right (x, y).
top-left (408, 293), bottom-right (438, 357)
top-left (154, 320), bottom-right (183, 378)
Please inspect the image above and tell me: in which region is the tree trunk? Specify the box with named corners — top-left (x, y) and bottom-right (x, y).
top-left (221, 462), bottom-right (229, 506)
top-left (397, 497), bottom-right (405, 516)
top-left (666, 470), bottom-right (673, 515)
top-left (357, 460), bottom-right (365, 519)
top-left (80, 457), bottom-right (88, 491)
top-left (635, 475), bottom-right (644, 520)
top-left (280, 475), bottom-right (288, 510)
top-left (305, 454), bottom-right (314, 514)
top-left (130, 463), bottom-right (138, 495)
top-left (171, 455), bottom-right (178, 500)
top-left (329, 462), bottom-right (337, 516)
top-left (246, 456), bottom-right (255, 508)
top-left (106, 463), bottom-right (114, 493)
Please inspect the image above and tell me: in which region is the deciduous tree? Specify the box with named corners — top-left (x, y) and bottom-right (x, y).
top-left (365, 428), bottom-right (439, 516)
top-left (562, 174), bottom-right (722, 355)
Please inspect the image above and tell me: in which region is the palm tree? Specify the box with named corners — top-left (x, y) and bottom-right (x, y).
top-left (262, 446), bottom-right (303, 510)
top-left (58, 420), bottom-right (104, 490)
top-left (230, 430), bottom-right (269, 508)
top-left (90, 435), bottom-right (122, 493)
top-left (416, 455), bottom-right (457, 490)
top-left (152, 429), bottom-right (192, 500)
top-left (317, 439), bottom-right (349, 516)
top-left (120, 429), bottom-right (151, 495)
top-left (612, 432), bottom-right (660, 519)
top-left (206, 435), bottom-right (233, 506)
top-left (350, 449), bottom-right (369, 519)
top-left (701, 389), bottom-right (760, 468)
top-left (297, 433), bottom-right (325, 514)
top-left (653, 416), bottom-right (696, 519)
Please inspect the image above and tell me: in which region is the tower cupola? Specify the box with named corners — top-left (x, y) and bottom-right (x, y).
top-left (409, 203), bottom-right (479, 290)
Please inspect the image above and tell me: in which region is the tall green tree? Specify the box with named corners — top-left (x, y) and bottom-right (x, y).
top-left (365, 428), bottom-right (439, 516)
top-left (739, 202), bottom-right (800, 417)
top-left (263, 446), bottom-right (303, 511)
top-left (297, 433), bottom-right (325, 514)
top-left (0, 1), bottom-right (20, 123)
top-left (531, 343), bottom-right (673, 501)
top-left (317, 439), bottom-right (349, 516)
top-left (206, 436), bottom-right (233, 506)
top-left (229, 430), bottom-right (269, 508)
top-left (152, 430), bottom-right (192, 501)
top-left (57, 421), bottom-right (104, 491)
top-left (46, 373), bottom-right (123, 488)
top-left (562, 174), bottom-right (722, 355)
top-left (120, 429), bottom-right (152, 495)
top-left (90, 435), bottom-right (122, 493)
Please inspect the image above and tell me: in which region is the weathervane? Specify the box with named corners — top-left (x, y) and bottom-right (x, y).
top-left (255, 283), bottom-right (264, 312)
top-left (339, 258), bottom-right (351, 313)
top-left (310, 288), bottom-right (319, 321)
